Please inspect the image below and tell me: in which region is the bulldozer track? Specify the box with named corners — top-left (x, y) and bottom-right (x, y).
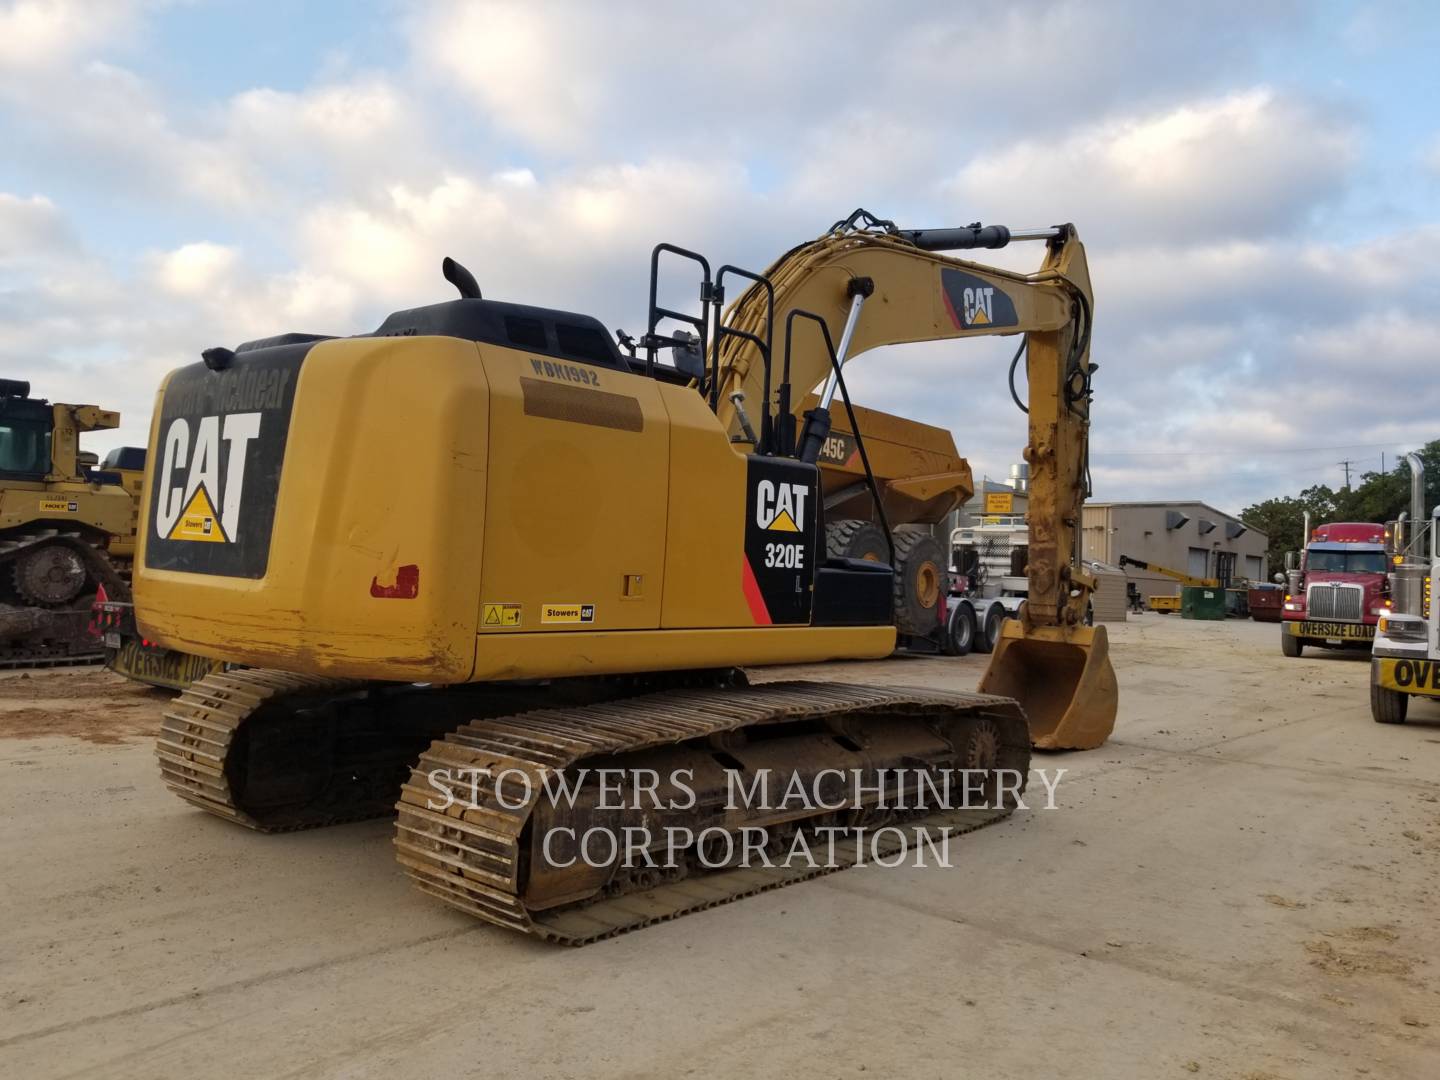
top-left (0, 529), bottom-right (130, 668)
top-left (0, 651), bottom-right (102, 671)
top-left (395, 681), bottom-right (1029, 944)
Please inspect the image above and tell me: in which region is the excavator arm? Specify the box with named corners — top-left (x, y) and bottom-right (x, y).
top-left (707, 212), bottom-right (1116, 748)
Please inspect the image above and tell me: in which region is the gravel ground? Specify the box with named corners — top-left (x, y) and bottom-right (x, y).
top-left (1, 615), bottom-right (1437, 1079)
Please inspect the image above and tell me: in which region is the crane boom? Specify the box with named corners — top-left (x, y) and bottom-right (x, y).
top-left (1118, 555), bottom-right (1219, 589)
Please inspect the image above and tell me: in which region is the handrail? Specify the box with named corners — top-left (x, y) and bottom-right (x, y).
top-left (783, 308), bottom-right (894, 565)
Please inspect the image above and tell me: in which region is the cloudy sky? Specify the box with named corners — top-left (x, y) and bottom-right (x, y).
top-left (2, 0), bottom-right (1437, 513)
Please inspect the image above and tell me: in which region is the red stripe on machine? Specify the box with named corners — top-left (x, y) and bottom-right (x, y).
top-left (741, 558), bottom-right (773, 626)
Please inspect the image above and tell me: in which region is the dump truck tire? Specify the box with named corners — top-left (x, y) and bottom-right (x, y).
top-left (892, 526), bottom-right (948, 637)
top-left (1371, 682), bottom-right (1408, 725)
top-left (824, 519), bottom-right (889, 563)
top-left (1280, 628), bottom-right (1303, 658)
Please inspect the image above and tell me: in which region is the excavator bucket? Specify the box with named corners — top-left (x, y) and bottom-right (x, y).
top-left (977, 621), bottom-right (1119, 750)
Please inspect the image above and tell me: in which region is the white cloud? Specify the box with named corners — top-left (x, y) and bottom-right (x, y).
top-left (0, 192), bottom-right (77, 264)
top-left (292, 158), bottom-right (781, 322)
top-left (0, 0), bottom-right (145, 72)
top-left (409, 0), bottom-right (1305, 158)
top-left (948, 90), bottom-right (1356, 244)
top-left (149, 242), bottom-right (238, 298)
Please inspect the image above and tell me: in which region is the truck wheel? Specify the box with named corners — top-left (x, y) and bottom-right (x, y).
top-left (944, 601), bottom-right (975, 657)
top-left (825, 519), bottom-right (889, 563)
top-left (891, 526), bottom-right (949, 637)
top-left (1371, 682), bottom-right (1409, 724)
top-left (974, 603), bottom-right (1005, 655)
top-left (1280, 628), bottom-right (1303, 658)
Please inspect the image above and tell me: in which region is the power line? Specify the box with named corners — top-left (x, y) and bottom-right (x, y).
top-left (1337, 459), bottom-right (1355, 489)
top-left (1090, 442), bottom-right (1401, 459)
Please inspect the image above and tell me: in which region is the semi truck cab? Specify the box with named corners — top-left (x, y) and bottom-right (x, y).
top-left (1281, 521), bottom-right (1391, 656)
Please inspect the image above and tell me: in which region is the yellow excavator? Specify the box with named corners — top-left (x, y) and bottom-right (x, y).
top-left (134, 209), bottom-right (1117, 941)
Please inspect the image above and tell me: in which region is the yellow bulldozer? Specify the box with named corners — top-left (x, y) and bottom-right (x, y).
top-left (0, 379), bottom-right (139, 665)
top-left (133, 209), bottom-right (1118, 942)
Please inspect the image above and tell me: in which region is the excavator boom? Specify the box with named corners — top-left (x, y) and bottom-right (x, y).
top-left (709, 212), bottom-right (1117, 748)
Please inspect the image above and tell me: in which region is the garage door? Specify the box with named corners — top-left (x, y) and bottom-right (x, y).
top-left (1187, 547), bottom-right (1209, 578)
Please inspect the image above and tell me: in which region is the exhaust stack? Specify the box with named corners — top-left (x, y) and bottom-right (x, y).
top-left (1406, 453), bottom-right (1425, 543)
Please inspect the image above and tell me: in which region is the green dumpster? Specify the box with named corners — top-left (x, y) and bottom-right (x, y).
top-left (1181, 585), bottom-right (1227, 620)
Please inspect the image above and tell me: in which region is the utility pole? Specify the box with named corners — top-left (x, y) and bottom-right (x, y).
top-left (1337, 459), bottom-right (1355, 489)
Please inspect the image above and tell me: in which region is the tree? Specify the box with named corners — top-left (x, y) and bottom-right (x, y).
top-left (1241, 439), bottom-right (1440, 569)
top-left (1241, 485), bottom-right (1338, 571)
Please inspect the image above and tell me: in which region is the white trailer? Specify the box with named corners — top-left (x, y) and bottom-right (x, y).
top-left (947, 515), bottom-right (1029, 655)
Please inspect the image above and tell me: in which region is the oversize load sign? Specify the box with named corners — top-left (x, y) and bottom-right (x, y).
top-left (110, 638), bottom-right (224, 691)
top-left (1288, 620), bottom-right (1374, 640)
top-left (1374, 657), bottom-right (1440, 698)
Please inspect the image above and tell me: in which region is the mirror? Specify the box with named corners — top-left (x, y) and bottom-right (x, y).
top-left (1272, 572), bottom-right (1284, 585)
top-left (1283, 550), bottom-right (1296, 572)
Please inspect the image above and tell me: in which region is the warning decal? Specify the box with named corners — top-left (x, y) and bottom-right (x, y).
top-left (482, 603), bottom-right (523, 627)
top-left (541, 603), bottom-right (595, 624)
top-left (167, 487), bottom-right (228, 543)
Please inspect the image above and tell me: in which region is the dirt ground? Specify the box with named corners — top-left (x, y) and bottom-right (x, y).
top-left (1, 616), bottom-right (1437, 1079)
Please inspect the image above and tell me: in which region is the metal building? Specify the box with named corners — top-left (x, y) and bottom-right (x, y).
top-left (1081, 501), bottom-right (1270, 597)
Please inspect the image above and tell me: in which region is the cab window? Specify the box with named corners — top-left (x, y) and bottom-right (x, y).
top-left (1307, 549), bottom-right (1386, 574)
top-left (0, 419), bottom-right (51, 477)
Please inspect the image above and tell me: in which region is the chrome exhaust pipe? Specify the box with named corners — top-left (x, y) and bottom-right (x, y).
top-left (1406, 452), bottom-right (1425, 536)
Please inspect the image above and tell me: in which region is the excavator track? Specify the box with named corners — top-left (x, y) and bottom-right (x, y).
top-left (157, 666), bottom-right (749, 832)
top-left (157, 669), bottom-right (373, 830)
top-left (395, 681), bottom-right (1030, 944)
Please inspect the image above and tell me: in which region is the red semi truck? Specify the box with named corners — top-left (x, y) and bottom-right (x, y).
top-left (1281, 521), bottom-right (1392, 657)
